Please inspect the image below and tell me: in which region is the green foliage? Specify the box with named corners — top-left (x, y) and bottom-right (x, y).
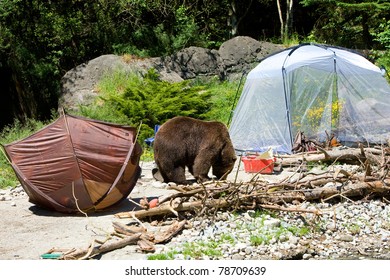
top-left (182, 241), bottom-right (222, 259)
top-left (152, 5), bottom-right (207, 55)
top-left (346, 223), bottom-right (361, 235)
top-left (375, 20), bottom-right (390, 49)
top-left (2, 0), bottom-right (389, 132)
top-left (376, 51), bottom-right (390, 79)
top-left (0, 0), bottom-right (129, 120)
top-left (300, 0), bottom-right (390, 49)
top-left (147, 250), bottom-right (178, 260)
top-left (245, 212), bottom-right (311, 246)
top-left (199, 77), bottom-right (245, 125)
top-left (0, 1), bottom-right (226, 125)
top-left (147, 210), bottom-right (313, 260)
top-left (80, 68), bottom-right (212, 146)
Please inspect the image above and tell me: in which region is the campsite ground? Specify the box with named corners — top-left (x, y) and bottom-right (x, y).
top-left (1, 160), bottom-right (390, 260)
top-left (0, 161), bottom-right (253, 260)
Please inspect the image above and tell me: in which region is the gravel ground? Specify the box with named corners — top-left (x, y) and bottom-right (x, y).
top-left (1, 160), bottom-right (390, 260)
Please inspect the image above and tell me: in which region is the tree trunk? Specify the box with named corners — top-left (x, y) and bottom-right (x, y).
top-left (228, 1), bottom-right (238, 37)
top-left (285, 0), bottom-right (293, 41)
top-left (276, 0), bottom-right (284, 41)
top-left (277, 0), bottom-right (294, 42)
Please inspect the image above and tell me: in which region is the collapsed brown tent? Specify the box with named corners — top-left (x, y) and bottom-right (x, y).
top-left (2, 114), bottom-right (142, 213)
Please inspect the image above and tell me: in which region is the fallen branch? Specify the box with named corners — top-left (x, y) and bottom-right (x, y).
top-left (116, 199), bottom-right (229, 219)
top-left (61, 233), bottom-right (142, 260)
top-left (154, 220), bottom-right (187, 243)
top-left (279, 147), bottom-right (382, 166)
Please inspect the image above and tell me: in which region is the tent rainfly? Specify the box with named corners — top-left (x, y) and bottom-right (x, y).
top-left (229, 43), bottom-right (390, 154)
top-left (2, 114), bottom-right (142, 213)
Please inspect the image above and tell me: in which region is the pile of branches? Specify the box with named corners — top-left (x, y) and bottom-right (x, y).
top-left (116, 145), bottom-right (390, 221)
top-left (46, 145), bottom-right (389, 260)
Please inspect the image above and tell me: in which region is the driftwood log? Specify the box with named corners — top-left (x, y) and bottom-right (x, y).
top-left (61, 233), bottom-right (142, 260)
top-left (58, 219), bottom-right (187, 259)
top-left (279, 144), bottom-right (389, 167)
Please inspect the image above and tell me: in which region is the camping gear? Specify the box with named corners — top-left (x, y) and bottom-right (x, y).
top-left (229, 43), bottom-right (390, 154)
top-left (241, 157), bottom-right (275, 173)
top-left (2, 114), bottom-right (142, 213)
top-left (241, 148), bottom-right (275, 173)
top-left (144, 124), bottom-right (160, 146)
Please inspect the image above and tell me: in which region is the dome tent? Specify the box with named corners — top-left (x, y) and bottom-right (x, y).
top-left (229, 43), bottom-right (390, 154)
top-left (3, 114), bottom-right (142, 213)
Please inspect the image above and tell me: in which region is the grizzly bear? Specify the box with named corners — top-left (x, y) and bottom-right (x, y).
top-left (153, 116), bottom-right (237, 184)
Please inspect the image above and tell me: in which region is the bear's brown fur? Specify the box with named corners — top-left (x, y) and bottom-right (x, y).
top-left (153, 116), bottom-right (237, 184)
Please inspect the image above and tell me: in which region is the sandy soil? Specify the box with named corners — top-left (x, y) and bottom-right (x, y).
top-left (0, 160), bottom-right (259, 260)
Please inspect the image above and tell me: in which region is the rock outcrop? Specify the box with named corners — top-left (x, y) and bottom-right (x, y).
top-left (59, 36), bottom-right (283, 111)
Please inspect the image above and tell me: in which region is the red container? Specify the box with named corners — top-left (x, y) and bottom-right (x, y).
top-left (241, 156), bottom-right (275, 174)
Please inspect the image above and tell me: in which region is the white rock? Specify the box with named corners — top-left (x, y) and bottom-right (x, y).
top-left (264, 218), bottom-right (281, 228)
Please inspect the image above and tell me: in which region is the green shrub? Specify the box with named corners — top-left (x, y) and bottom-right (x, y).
top-left (200, 77), bottom-right (244, 125)
top-left (147, 250), bottom-right (178, 260)
top-left (81, 68), bottom-right (213, 146)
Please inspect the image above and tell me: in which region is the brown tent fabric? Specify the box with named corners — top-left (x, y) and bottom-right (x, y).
top-left (3, 114), bottom-right (142, 213)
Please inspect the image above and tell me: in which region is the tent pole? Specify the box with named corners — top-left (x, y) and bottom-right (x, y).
top-left (227, 70), bottom-right (247, 127)
top-left (282, 66), bottom-right (293, 151)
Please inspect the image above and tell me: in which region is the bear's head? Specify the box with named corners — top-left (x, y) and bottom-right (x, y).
top-left (212, 142), bottom-right (237, 180)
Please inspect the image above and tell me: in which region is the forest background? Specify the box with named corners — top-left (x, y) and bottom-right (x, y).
top-left (1, 0), bottom-right (390, 188)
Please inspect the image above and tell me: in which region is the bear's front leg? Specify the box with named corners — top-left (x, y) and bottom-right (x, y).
top-left (192, 153), bottom-right (213, 183)
top-left (165, 165), bottom-right (187, 185)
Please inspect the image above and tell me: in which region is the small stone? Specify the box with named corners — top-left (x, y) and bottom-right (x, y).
top-left (302, 253), bottom-right (312, 260)
top-left (229, 223), bottom-right (237, 229)
top-left (192, 220), bottom-right (201, 227)
top-left (269, 237), bottom-right (277, 244)
top-left (175, 254), bottom-right (185, 260)
top-left (245, 247), bottom-right (253, 255)
top-left (244, 210), bottom-right (255, 221)
top-left (235, 242), bottom-right (247, 251)
top-left (273, 252), bottom-right (283, 259)
top-left (10, 201), bottom-right (16, 207)
top-left (231, 254), bottom-right (244, 260)
top-left (151, 181), bottom-right (166, 188)
top-left (279, 235), bottom-right (288, 242)
top-left (326, 223), bottom-right (337, 231)
top-left (323, 182), bottom-right (335, 188)
top-left (264, 218), bottom-right (281, 228)
top-left (289, 236), bottom-right (300, 245)
top-left (339, 234), bottom-right (354, 242)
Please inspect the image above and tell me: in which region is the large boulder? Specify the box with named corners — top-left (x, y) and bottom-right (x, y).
top-left (219, 36), bottom-right (283, 77)
top-left (59, 37), bottom-right (283, 112)
top-left (59, 54), bottom-right (182, 112)
top-left (163, 46), bottom-right (223, 79)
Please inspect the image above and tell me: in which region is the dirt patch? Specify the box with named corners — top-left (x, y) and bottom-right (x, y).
top-left (0, 161), bottom-right (257, 260)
